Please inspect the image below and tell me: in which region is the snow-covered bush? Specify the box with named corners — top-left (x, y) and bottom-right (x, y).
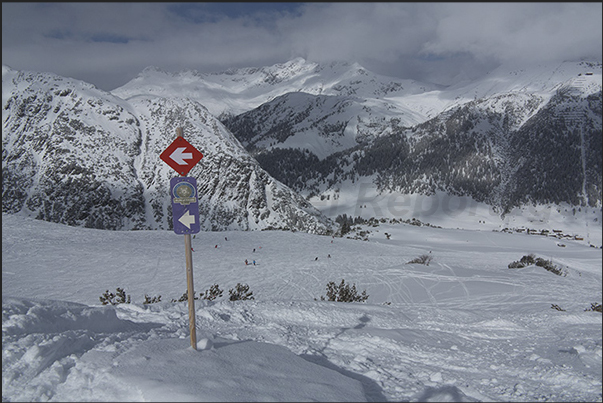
top-left (508, 260), bottom-right (524, 269)
top-left (171, 290), bottom-right (198, 303)
top-left (229, 283), bottom-right (254, 301)
top-left (534, 257), bottom-right (565, 276)
top-left (551, 304), bottom-right (566, 311)
top-left (99, 287), bottom-right (131, 305)
top-left (508, 254), bottom-right (566, 276)
top-left (201, 284), bottom-right (223, 301)
top-left (319, 279), bottom-right (369, 303)
top-left (143, 294), bottom-right (161, 304)
top-left (407, 254), bottom-right (433, 266)
top-left (508, 254), bottom-right (537, 268)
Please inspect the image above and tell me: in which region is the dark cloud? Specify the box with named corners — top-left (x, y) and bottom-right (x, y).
top-left (2, 2), bottom-right (601, 91)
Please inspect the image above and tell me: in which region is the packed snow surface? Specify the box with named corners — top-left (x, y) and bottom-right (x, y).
top-left (2, 212), bottom-right (601, 402)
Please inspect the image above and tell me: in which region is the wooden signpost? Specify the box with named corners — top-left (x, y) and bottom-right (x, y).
top-left (160, 127), bottom-right (204, 350)
top-left (184, 228), bottom-right (196, 350)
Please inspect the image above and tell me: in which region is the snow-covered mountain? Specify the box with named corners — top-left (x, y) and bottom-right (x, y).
top-left (285, 86), bottom-right (601, 215)
top-left (217, 59), bottom-right (601, 215)
top-left (111, 57), bottom-right (441, 124)
top-left (2, 66), bottom-right (334, 233)
top-left (3, 58), bottom-right (602, 233)
top-left (113, 58), bottom-right (601, 157)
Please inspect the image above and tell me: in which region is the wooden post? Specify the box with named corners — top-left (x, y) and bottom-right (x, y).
top-left (177, 127), bottom-right (197, 350)
top-left (184, 232), bottom-right (197, 349)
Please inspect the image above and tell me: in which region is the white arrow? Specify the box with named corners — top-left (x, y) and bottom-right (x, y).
top-left (170, 147), bottom-right (193, 165)
top-left (178, 210), bottom-right (196, 229)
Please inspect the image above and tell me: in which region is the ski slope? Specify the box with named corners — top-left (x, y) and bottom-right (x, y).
top-left (2, 212), bottom-right (601, 402)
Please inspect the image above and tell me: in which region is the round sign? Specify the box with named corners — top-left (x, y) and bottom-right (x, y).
top-left (174, 182), bottom-right (195, 198)
top-left (172, 182), bottom-right (197, 205)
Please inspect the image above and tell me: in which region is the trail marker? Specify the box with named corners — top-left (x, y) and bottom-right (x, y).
top-left (160, 136), bottom-right (203, 176)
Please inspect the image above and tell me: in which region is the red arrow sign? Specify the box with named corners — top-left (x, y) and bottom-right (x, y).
top-left (160, 136), bottom-right (203, 176)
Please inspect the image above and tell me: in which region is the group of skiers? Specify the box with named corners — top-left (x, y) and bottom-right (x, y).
top-left (245, 245), bottom-right (262, 265)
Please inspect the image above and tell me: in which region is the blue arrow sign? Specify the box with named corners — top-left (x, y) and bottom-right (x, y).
top-left (170, 177), bottom-right (201, 235)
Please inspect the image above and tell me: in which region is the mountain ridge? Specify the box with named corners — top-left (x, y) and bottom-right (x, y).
top-left (2, 65), bottom-right (334, 233)
top-left (207, 59), bottom-right (601, 216)
top-left (2, 58), bottom-right (601, 233)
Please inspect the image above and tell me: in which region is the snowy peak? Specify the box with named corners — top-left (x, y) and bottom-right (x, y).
top-left (111, 58), bottom-right (440, 117)
top-left (445, 60), bottom-right (602, 102)
top-left (222, 59), bottom-right (601, 155)
top-left (113, 58), bottom-right (601, 135)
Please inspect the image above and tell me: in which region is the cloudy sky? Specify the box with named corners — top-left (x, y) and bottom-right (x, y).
top-left (2, 2), bottom-right (601, 91)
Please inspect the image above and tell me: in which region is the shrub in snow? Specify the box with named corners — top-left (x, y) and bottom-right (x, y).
top-left (508, 254), bottom-right (540, 269)
top-left (200, 284), bottom-right (223, 301)
top-left (320, 279), bottom-right (369, 303)
top-left (407, 254), bottom-right (433, 266)
top-left (521, 254), bottom-right (536, 266)
top-left (335, 214), bottom-right (353, 236)
top-left (508, 260), bottom-right (525, 269)
top-left (551, 304), bottom-right (566, 311)
top-left (143, 294), bottom-right (162, 304)
top-left (509, 254), bottom-right (538, 268)
top-left (171, 290), bottom-right (198, 303)
top-left (99, 287), bottom-right (131, 305)
top-left (534, 257), bottom-right (566, 276)
top-left (508, 254), bottom-right (566, 276)
top-left (229, 283), bottom-right (254, 301)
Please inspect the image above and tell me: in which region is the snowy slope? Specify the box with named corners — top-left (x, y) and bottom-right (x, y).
top-left (124, 94), bottom-right (332, 233)
top-left (443, 60), bottom-right (603, 101)
top-left (2, 212), bottom-right (601, 402)
top-left (2, 66), bottom-right (148, 229)
top-left (221, 91), bottom-right (430, 160)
